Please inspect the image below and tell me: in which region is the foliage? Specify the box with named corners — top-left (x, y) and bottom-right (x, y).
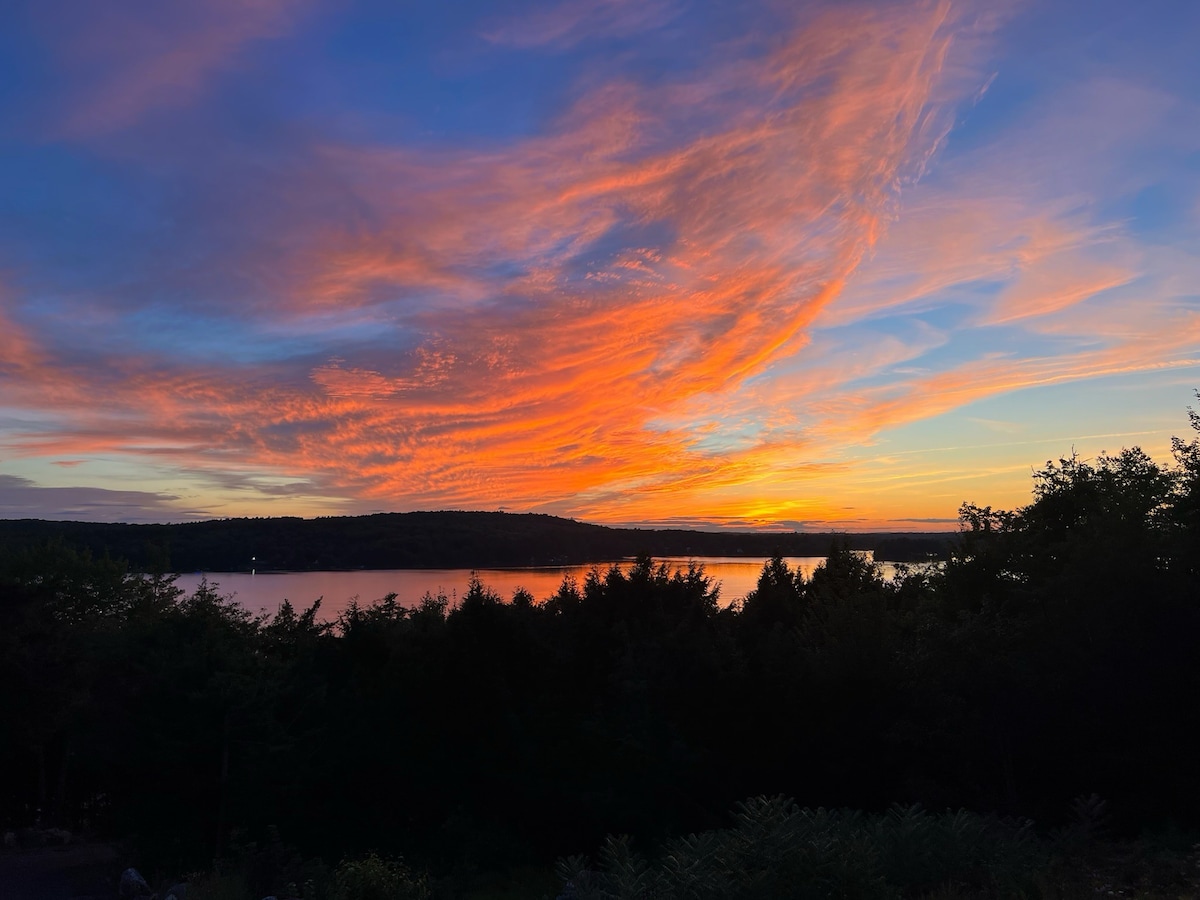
top-left (0, 512), bottom-right (949, 572)
top-left (2, 395), bottom-right (1200, 892)
top-left (557, 796), bottom-right (1051, 899)
top-left (331, 852), bottom-right (430, 900)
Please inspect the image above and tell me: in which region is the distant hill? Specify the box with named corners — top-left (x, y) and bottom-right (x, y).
top-left (0, 512), bottom-right (954, 572)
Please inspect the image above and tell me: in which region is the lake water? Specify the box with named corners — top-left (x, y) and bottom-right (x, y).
top-left (175, 555), bottom-right (904, 622)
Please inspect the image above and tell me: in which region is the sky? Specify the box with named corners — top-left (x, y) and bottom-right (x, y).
top-left (0, 0), bottom-right (1198, 530)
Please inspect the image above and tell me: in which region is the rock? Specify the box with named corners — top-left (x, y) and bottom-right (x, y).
top-left (164, 882), bottom-right (188, 900)
top-left (120, 867), bottom-right (151, 897)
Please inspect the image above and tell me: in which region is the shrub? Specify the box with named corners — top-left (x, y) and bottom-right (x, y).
top-left (331, 852), bottom-right (430, 900)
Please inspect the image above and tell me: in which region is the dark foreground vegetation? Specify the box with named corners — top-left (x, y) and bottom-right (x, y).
top-left (3, 400), bottom-right (1200, 898)
top-left (0, 513), bottom-right (950, 572)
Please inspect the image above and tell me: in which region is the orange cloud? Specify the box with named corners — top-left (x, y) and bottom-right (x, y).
top-left (28, 1), bottom-right (1172, 529)
top-left (0, 302), bottom-right (41, 377)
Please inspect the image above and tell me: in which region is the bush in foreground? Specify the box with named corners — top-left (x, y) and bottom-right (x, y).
top-left (557, 795), bottom-right (1200, 900)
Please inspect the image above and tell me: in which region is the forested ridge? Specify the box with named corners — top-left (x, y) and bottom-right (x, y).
top-left (3, 401), bottom-right (1200, 898)
top-left (0, 514), bottom-right (950, 572)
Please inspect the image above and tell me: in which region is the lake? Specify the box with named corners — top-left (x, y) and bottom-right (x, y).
top-left (175, 555), bottom-right (906, 621)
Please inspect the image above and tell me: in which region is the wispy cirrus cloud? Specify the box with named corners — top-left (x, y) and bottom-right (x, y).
top-left (0, 303), bottom-right (41, 377)
top-left (482, 0), bottom-right (681, 50)
top-left (3, 0), bottom-right (987, 524)
top-left (3, 0), bottom-right (1197, 528)
top-left (29, 0), bottom-right (312, 137)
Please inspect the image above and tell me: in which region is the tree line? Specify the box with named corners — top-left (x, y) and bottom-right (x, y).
top-left (0, 512), bottom-right (950, 572)
top-left (2, 401), bottom-right (1199, 895)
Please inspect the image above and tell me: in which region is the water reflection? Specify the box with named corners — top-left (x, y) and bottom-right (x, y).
top-left (175, 555), bottom-right (905, 622)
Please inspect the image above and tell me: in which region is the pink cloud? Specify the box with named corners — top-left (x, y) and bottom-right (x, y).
top-left (37, 0), bottom-right (312, 136)
top-left (14, 1), bottom-right (1119, 527)
top-left (482, 0), bottom-right (680, 50)
top-left (0, 290), bottom-right (46, 380)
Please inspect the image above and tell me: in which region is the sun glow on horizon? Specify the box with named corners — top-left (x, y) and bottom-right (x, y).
top-left (0, 0), bottom-right (1197, 528)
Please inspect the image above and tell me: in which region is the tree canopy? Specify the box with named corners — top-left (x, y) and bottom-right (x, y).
top-left (3, 395), bottom-right (1199, 894)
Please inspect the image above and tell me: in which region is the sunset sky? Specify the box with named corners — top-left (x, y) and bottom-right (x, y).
top-left (1, 0), bottom-right (1198, 529)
